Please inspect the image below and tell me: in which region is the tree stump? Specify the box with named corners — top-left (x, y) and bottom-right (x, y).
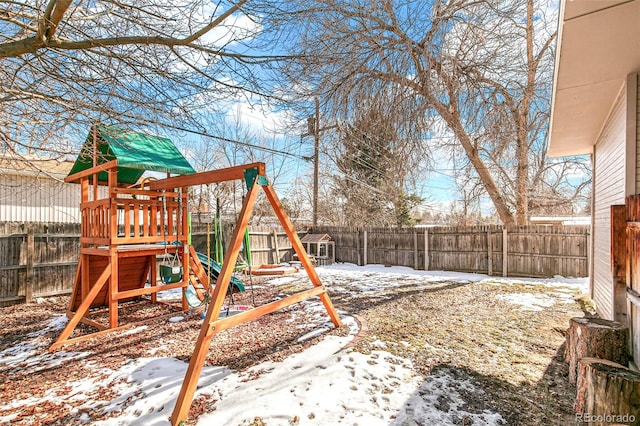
top-left (575, 358), bottom-right (640, 425)
top-left (565, 317), bottom-right (628, 384)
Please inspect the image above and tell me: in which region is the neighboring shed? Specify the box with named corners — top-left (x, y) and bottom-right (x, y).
top-left (549, 0), bottom-right (640, 366)
top-left (0, 155), bottom-right (80, 223)
top-left (300, 233), bottom-right (335, 266)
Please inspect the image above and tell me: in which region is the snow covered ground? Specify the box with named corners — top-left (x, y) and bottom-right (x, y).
top-left (0, 264), bottom-right (588, 425)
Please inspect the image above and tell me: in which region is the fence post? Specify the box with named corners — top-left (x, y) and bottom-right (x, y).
top-left (272, 228), bottom-right (280, 263)
top-left (424, 228), bottom-right (429, 271)
top-left (363, 229), bottom-right (368, 266)
top-left (356, 229), bottom-right (361, 266)
top-left (502, 228), bottom-right (508, 277)
top-left (487, 230), bottom-right (493, 276)
top-left (25, 228), bottom-right (35, 303)
top-left (414, 231), bottom-right (418, 270)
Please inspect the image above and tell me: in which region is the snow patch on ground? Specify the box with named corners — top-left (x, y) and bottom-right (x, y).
top-left (395, 367), bottom-right (506, 425)
top-left (0, 315), bottom-right (90, 375)
top-left (0, 264), bottom-right (586, 425)
top-left (496, 293), bottom-right (557, 311)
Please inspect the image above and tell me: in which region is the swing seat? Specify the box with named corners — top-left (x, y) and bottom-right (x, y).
top-left (160, 264), bottom-right (183, 284)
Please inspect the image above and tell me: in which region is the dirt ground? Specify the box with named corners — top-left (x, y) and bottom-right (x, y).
top-left (0, 272), bottom-right (589, 425)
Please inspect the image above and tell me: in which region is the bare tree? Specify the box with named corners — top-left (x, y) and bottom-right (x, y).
top-left (0, 0), bottom-right (283, 157)
top-left (276, 0), bottom-right (587, 226)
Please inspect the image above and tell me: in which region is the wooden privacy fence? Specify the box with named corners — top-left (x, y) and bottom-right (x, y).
top-left (621, 196), bottom-right (640, 368)
top-left (1, 222), bottom-right (590, 306)
top-left (190, 222), bottom-right (298, 266)
top-left (0, 222), bottom-right (81, 306)
top-left (311, 224), bottom-right (590, 278)
top-left (0, 222), bottom-right (299, 306)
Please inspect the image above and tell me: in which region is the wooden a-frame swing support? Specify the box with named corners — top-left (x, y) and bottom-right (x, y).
top-left (147, 162), bottom-right (342, 425)
top-left (49, 158), bottom-right (340, 424)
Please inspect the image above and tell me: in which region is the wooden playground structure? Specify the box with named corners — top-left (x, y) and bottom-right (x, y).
top-left (50, 125), bottom-right (342, 426)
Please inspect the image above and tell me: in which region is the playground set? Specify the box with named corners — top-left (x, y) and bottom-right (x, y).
top-left (50, 125), bottom-right (342, 425)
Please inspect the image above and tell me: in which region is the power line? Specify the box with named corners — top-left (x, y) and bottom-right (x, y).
top-left (162, 122), bottom-right (311, 161)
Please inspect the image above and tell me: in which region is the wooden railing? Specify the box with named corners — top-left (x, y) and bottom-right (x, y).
top-left (80, 189), bottom-right (186, 246)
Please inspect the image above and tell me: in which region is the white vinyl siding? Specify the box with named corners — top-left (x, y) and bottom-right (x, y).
top-left (0, 174), bottom-right (81, 223)
top-left (637, 73), bottom-right (640, 191)
top-left (634, 72), bottom-right (640, 366)
top-left (593, 90), bottom-right (627, 321)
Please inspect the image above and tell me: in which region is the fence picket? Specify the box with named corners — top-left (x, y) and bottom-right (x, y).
top-left (1, 222), bottom-right (590, 306)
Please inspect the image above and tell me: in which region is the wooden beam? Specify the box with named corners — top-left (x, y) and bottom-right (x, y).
top-left (149, 162), bottom-right (266, 190)
top-left (262, 183), bottom-right (342, 328)
top-left (51, 307), bottom-right (185, 349)
top-left (212, 286), bottom-right (327, 333)
top-left (78, 316), bottom-right (108, 331)
top-left (67, 259), bottom-right (81, 314)
top-left (113, 280), bottom-right (186, 300)
top-left (109, 249), bottom-right (118, 328)
top-left (170, 180), bottom-right (261, 426)
top-left (50, 264), bottom-right (112, 351)
top-left (64, 159), bottom-right (118, 183)
top-left (189, 245), bottom-right (211, 289)
top-left (627, 287), bottom-right (640, 308)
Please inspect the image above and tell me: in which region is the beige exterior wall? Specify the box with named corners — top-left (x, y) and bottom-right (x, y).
top-left (592, 85), bottom-right (627, 321)
top-left (637, 73), bottom-right (640, 190)
top-left (0, 173), bottom-right (81, 223)
top-left (634, 73), bottom-right (640, 364)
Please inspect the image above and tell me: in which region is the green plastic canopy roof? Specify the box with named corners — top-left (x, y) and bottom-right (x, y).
top-left (68, 125), bottom-right (195, 184)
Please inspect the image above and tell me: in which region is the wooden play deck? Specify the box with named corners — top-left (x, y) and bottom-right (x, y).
top-left (50, 159), bottom-right (192, 349)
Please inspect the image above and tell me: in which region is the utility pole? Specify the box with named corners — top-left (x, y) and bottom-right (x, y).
top-left (312, 97), bottom-right (320, 227)
top-left (301, 97), bottom-right (337, 227)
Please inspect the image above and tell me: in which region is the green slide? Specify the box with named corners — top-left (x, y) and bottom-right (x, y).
top-left (196, 252), bottom-right (245, 293)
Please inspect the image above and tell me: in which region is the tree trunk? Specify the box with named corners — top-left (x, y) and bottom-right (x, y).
top-left (564, 317), bottom-right (629, 384)
top-left (575, 357), bottom-right (640, 425)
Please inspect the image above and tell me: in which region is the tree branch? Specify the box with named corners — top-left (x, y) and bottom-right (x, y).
top-left (0, 0), bottom-right (248, 58)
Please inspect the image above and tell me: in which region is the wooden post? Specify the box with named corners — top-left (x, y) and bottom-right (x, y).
top-left (611, 205), bottom-right (627, 324)
top-left (24, 228), bottom-right (35, 303)
top-left (575, 358), bottom-right (640, 423)
top-left (92, 124), bottom-right (98, 202)
top-left (502, 228), bottom-right (508, 277)
top-left (109, 248), bottom-right (118, 328)
top-left (150, 255), bottom-right (157, 304)
top-left (272, 228), bottom-right (280, 263)
top-left (424, 228), bottom-right (429, 271)
top-left (356, 229), bottom-right (361, 266)
top-left (413, 231), bottom-right (418, 270)
top-left (487, 230), bottom-right (493, 276)
top-left (565, 317), bottom-right (629, 384)
top-left (108, 167), bottom-right (118, 328)
top-left (363, 229), bottom-right (368, 266)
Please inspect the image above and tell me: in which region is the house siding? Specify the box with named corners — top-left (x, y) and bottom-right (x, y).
top-left (635, 73), bottom-right (640, 365)
top-left (637, 73), bottom-right (640, 191)
top-left (0, 173), bottom-right (81, 223)
top-left (593, 89), bottom-right (627, 321)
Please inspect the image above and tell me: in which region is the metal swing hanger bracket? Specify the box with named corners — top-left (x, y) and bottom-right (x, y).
top-left (243, 167), bottom-right (269, 191)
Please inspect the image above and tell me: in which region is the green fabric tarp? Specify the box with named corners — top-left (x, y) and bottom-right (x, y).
top-left (68, 125), bottom-right (195, 184)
